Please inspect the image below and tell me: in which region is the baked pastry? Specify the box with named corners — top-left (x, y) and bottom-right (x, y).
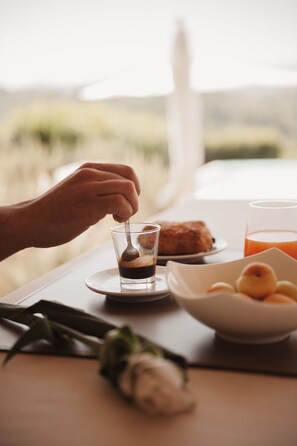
top-left (155, 221), bottom-right (214, 255)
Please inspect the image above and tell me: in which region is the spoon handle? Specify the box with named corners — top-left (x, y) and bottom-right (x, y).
top-left (125, 220), bottom-right (132, 245)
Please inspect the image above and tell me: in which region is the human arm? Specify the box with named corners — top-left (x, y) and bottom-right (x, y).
top-left (0, 162), bottom-right (140, 261)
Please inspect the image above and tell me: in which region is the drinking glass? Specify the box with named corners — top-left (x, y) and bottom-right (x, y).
top-left (111, 222), bottom-right (160, 290)
top-left (244, 200), bottom-right (297, 259)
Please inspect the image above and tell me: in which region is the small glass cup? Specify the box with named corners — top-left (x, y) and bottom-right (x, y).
top-left (111, 222), bottom-right (160, 290)
top-left (244, 200), bottom-right (297, 259)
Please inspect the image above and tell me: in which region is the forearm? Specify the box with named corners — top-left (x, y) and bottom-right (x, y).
top-left (0, 163), bottom-right (140, 261)
top-left (0, 202), bottom-right (33, 261)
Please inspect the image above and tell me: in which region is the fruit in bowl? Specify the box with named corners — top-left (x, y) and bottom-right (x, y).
top-left (275, 280), bottom-right (297, 300)
top-left (166, 249), bottom-right (297, 344)
top-left (208, 261), bottom-right (297, 305)
top-left (236, 262), bottom-right (278, 299)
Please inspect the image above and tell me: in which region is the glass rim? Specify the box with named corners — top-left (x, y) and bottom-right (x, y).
top-left (249, 200), bottom-right (297, 209)
top-left (111, 222), bottom-right (161, 234)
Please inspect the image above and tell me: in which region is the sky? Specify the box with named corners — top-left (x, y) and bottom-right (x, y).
top-left (1, 0), bottom-right (297, 96)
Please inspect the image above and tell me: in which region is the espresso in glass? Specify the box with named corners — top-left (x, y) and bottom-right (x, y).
top-left (111, 222), bottom-right (160, 290)
top-left (118, 255), bottom-right (156, 279)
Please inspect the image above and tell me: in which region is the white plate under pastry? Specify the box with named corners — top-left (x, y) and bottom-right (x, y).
top-left (157, 237), bottom-right (227, 264)
top-left (85, 266), bottom-right (169, 303)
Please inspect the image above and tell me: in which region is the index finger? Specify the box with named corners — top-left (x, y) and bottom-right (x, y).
top-left (78, 163), bottom-right (141, 195)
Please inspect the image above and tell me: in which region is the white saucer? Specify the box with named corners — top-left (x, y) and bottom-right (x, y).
top-left (85, 266), bottom-right (169, 303)
top-left (157, 237), bottom-right (227, 264)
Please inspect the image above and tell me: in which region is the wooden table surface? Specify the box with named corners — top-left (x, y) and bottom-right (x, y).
top-left (1, 197), bottom-right (297, 446)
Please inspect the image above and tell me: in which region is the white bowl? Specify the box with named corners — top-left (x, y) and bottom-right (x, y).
top-left (166, 249), bottom-right (297, 344)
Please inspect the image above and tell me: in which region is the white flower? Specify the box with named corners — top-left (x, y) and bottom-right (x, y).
top-left (118, 353), bottom-right (195, 416)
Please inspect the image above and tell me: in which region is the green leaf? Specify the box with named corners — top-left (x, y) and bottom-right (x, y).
top-left (141, 342), bottom-right (162, 357)
top-left (3, 317), bottom-right (56, 366)
top-left (0, 300), bottom-right (187, 370)
top-left (0, 302), bottom-right (27, 318)
top-left (100, 326), bottom-right (141, 384)
top-left (49, 320), bottom-right (102, 353)
top-left (0, 302), bottom-right (36, 326)
top-left (158, 347), bottom-right (188, 369)
top-left (1, 316), bottom-right (102, 367)
top-left (27, 300), bottom-right (115, 338)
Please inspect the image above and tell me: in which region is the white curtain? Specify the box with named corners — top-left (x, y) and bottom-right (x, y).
top-left (156, 21), bottom-right (204, 209)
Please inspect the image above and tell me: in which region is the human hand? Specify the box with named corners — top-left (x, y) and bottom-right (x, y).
top-left (20, 162), bottom-right (140, 249)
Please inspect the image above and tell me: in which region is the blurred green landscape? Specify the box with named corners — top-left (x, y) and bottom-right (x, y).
top-left (0, 85), bottom-right (296, 296)
top-left (1, 85), bottom-right (296, 161)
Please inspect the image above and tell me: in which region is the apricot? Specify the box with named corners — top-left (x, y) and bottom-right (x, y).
top-left (263, 293), bottom-right (296, 305)
top-left (275, 280), bottom-right (297, 302)
top-left (236, 262), bottom-right (277, 299)
top-left (207, 282), bottom-right (235, 294)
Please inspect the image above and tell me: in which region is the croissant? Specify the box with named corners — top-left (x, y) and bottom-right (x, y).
top-left (155, 220), bottom-right (214, 255)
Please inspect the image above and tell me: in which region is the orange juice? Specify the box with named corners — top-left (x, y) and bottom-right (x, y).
top-left (244, 230), bottom-right (297, 259)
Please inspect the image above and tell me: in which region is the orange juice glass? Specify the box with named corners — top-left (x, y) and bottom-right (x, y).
top-left (244, 200), bottom-right (297, 260)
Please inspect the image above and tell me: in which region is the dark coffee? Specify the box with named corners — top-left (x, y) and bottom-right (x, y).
top-left (118, 262), bottom-right (156, 279)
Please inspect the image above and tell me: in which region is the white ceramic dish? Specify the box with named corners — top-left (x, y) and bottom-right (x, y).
top-left (157, 237), bottom-right (227, 264)
top-left (85, 266), bottom-right (169, 303)
top-left (166, 249), bottom-right (297, 344)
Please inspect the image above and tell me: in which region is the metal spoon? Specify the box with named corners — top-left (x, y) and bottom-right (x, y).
top-left (121, 220), bottom-right (140, 262)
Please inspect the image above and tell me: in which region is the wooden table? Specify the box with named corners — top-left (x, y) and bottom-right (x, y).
top-left (1, 197), bottom-right (297, 446)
